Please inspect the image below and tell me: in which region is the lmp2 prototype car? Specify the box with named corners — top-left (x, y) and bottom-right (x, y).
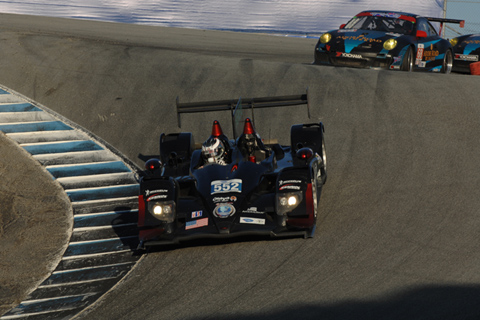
top-left (137, 92), bottom-right (327, 248)
top-left (314, 10), bottom-right (464, 73)
top-left (451, 34), bottom-right (480, 73)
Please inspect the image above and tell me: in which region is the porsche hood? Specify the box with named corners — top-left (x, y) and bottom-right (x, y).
top-left (324, 30), bottom-right (401, 54)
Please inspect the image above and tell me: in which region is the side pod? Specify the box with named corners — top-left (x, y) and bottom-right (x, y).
top-left (160, 132), bottom-right (194, 176)
top-left (290, 122), bottom-right (324, 154)
top-left (291, 122), bottom-right (326, 184)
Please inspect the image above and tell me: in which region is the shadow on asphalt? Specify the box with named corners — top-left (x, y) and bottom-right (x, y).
top-left (144, 234), bottom-right (303, 254)
top-left (185, 284), bottom-right (480, 320)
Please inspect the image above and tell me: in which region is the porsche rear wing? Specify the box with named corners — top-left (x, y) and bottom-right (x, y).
top-left (176, 89), bottom-right (310, 139)
top-left (426, 17), bottom-right (464, 36)
top-left (426, 17), bottom-right (465, 27)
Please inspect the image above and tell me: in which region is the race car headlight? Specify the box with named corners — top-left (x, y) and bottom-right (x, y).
top-left (383, 39), bottom-right (397, 50)
top-left (320, 33), bottom-right (332, 44)
top-left (450, 38), bottom-right (458, 47)
top-left (148, 200), bottom-right (175, 223)
top-left (277, 191), bottom-right (303, 216)
top-left (153, 205), bottom-right (163, 215)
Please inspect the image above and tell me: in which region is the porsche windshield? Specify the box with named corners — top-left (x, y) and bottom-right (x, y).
top-left (344, 15), bottom-right (415, 35)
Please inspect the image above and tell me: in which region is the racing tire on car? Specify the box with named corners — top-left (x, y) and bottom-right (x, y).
top-left (320, 133), bottom-right (327, 185)
top-left (401, 46), bottom-right (414, 72)
top-left (306, 171), bottom-right (319, 238)
top-left (442, 49), bottom-right (453, 74)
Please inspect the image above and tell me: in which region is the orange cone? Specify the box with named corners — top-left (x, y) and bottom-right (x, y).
top-left (470, 61), bottom-right (480, 75)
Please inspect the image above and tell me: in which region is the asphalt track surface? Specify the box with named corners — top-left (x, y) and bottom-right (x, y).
top-left (1, 13), bottom-right (480, 320)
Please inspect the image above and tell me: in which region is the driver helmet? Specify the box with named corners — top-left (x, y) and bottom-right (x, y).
top-left (202, 137), bottom-right (226, 165)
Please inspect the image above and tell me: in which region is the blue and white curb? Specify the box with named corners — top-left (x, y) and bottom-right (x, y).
top-left (0, 87), bottom-right (142, 320)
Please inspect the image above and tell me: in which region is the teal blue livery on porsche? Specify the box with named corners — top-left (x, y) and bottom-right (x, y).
top-left (314, 11), bottom-right (464, 73)
top-left (451, 34), bottom-right (480, 73)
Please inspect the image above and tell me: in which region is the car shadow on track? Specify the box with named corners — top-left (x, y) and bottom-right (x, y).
top-left (110, 205), bottom-right (144, 257)
top-left (144, 234), bottom-right (303, 254)
top-left (184, 284), bottom-right (480, 320)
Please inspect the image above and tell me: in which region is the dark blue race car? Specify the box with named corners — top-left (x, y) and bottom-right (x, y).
top-left (451, 34), bottom-right (480, 73)
top-left (137, 92), bottom-right (327, 249)
top-left (314, 10), bottom-right (464, 73)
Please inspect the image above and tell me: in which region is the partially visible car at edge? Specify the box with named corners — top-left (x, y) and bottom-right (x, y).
top-left (313, 10), bottom-right (464, 73)
top-left (451, 34), bottom-right (480, 73)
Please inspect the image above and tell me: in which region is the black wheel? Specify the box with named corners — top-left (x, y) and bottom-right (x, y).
top-left (306, 171), bottom-right (319, 238)
top-left (442, 49), bottom-right (453, 74)
top-left (307, 132), bottom-right (326, 238)
top-left (401, 46), bottom-right (414, 72)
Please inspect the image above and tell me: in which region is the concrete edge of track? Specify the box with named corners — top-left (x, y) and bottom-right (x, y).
top-left (0, 85), bottom-right (143, 319)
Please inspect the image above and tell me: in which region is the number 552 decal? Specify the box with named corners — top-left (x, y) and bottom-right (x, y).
top-left (211, 179), bottom-right (242, 194)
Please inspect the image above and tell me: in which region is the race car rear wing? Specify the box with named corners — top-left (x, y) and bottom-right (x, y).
top-left (176, 89), bottom-right (310, 139)
top-left (426, 17), bottom-right (464, 36)
top-left (426, 17), bottom-right (465, 27)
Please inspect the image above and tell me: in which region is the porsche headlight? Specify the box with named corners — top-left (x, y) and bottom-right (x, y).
top-left (450, 38), bottom-right (458, 47)
top-left (148, 200), bottom-right (175, 223)
top-left (383, 39), bottom-right (397, 50)
top-left (277, 191), bottom-right (303, 216)
top-left (320, 33), bottom-right (332, 44)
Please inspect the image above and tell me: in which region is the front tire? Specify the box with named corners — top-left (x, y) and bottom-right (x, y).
top-left (401, 47), bottom-right (414, 72)
top-left (306, 173), bottom-right (318, 238)
top-left (320, 134), bottom-right (327, 184)
top-left (442, 49), bottom-right (453, 74)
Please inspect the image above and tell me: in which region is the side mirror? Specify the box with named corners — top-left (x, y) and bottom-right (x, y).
top-left (339, 24), bottom-right (346, 29)
top-left (416, 30), bottom-right (428, 38)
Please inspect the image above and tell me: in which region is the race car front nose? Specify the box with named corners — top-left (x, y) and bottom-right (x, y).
top-left (321, 51), bottom-right (393, 69)
top-left (315, 35), bottom-right (394, 69)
